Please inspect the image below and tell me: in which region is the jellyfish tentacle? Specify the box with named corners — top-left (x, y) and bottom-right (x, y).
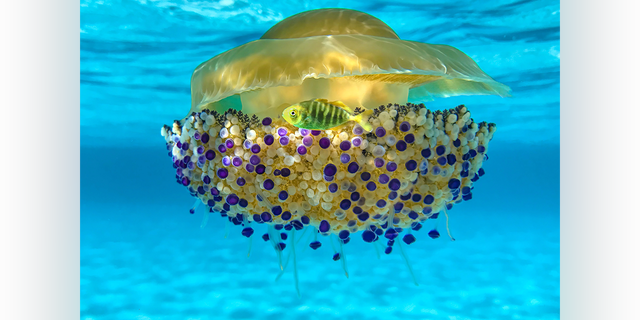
top-left (397, 239), bottom-right (419, 286)
top-left (267, 225), bottom-right (284, 270)
top-left (189, 199), bottom-right (200, 214)
top-left (291, 229), bottom-right (301, 297)
top-left (339, 240), bottom-right (349, 279)
top-left (443, 206), bottom-right (456, 241)
top-left (247, 233), bottom-right (253, 257)
top-left (373, 240), bottom-right (382, 259)
top-left (200, 208), bottom-right (210, 229)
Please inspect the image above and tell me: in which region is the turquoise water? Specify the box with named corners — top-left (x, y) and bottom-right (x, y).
top-left (81, 1), bottom-right (559, 319)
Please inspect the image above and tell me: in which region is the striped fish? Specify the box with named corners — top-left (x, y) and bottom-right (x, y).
top-left (282, 99), bottom-right (373, 131)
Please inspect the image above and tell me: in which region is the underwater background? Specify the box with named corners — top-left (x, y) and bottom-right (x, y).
top-left (80, 0), bottom-right (559, 319)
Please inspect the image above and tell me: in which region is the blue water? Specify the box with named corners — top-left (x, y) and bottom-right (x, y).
top-left (81, 1), bottom-right (560, 319)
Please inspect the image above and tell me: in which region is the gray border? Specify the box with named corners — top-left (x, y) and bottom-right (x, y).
top-left (1, 1), bottom-right (79, 319)
top-left (561, 0), bottom-right (640, 319)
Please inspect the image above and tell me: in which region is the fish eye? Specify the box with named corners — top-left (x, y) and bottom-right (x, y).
top-left (290, 110), bottom-right (297, 117)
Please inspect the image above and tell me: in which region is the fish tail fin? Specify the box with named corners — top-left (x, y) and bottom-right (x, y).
top-left (353, 108), bottom-right (374, 132)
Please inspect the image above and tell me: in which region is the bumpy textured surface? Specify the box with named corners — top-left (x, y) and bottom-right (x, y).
top-left (161, 103), bottom-right (494, 247)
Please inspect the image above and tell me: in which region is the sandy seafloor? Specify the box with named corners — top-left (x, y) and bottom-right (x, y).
top-left (80, 0), bottom-right (560, 319)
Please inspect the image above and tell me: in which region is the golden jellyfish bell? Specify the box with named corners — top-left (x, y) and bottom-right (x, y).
top-left (189, 8), bottom-right (511, 119)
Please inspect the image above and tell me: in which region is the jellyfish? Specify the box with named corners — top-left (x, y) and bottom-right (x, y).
top-left (161, 8), bottom-right (509, 295)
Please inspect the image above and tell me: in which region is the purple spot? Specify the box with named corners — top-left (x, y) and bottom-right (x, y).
top-left (389, 179), bottom-right (401, 191)
top-left (347, 162), bottom-right (359, 174)
top-left (225, 139), bottom-right (234, 149)
top-left (217, 168), bottom-right (228, 179)
top-left (302, 136), bottom-right (313, 147)
top-left (447, 154), bottom-right (457, 165)
top-left (251, 144), bottom-right (261, 154)
top-left (244, 140), bottom-right (252, 149)
top-left (340, 140), bottom-right (351, 151)
top-left (226, 194), bottom-right (239, 205)
top-left (218, 144), bottom-right (227, 153)
top-left (242, 227), bottom-right (254, 237)
top-left (386, 161), bottom-right (398, 172)
top-left (279, 136), bottom-right (289, 146)
top-left (232, 156), bottom-right (243, 167)
top-left (249, 155), bottom-right (261, 165)
top-left (404, 134), bottom-right (415, 144)
top-left (262, 117), bottom-right (272, 126)
top-left (319, 137), bottom-right (331, 149)
top-left (300, 129), bottom-right (310, 136)
top-left (222, 156), bottom-right (231, 166)
top-left (396, 140), bottom-right (407, 152)
top-left (340, 153), bottom-right (351, 163)
top-left (205, 150), bottom-right (215, 160)
top-left (277, 127), bottom-right (288, 136)
top-left (366, 181), bottom-right (377, 191)
top-left (236, 177), bottom-right (246, 187)
top-left (339, 199), bottom-right (351, 210)
top-left (201, 133), bottom-right (210, 144)
top-left (352, 126), bottom-right (364, 135)
top-left (399, 121), bottom-right (411, 132)
top-left (256, 164), bottom-right (266, 174)
top-left (405, 160), bottom-right (417, 171)
top-left (264, 134), bottom-right (275, 145)
top-left (421, 148), bottom-right (431, 158)
top-left (311, 130), bottom-right (321, 136)
top-left (181, 177), bottom-right (190, 186)
top-left (297, 145), bottom-right (307, 155)
top-left (375, 127), bottom-right (386, 137)
top-left (324, 164), bottom-right (337, 176)
top-left (378, 174), bottom-right (390, 184)
top-left (351, 137), bottom-right (362, 147)
top-left (263, 179), bottom-right (275, 190)
top-left (319, 220), bottom-right (330, 233)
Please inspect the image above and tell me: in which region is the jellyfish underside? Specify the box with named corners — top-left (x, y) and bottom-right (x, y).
top-left (164, 8), bottom-right (508, 296)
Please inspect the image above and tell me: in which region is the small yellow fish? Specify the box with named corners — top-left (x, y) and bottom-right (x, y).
top-left (282, 99), bottom-right (373, 131)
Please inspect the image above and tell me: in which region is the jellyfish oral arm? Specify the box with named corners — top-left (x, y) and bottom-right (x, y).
top-left (238, 78), bottom-right (410, 118)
